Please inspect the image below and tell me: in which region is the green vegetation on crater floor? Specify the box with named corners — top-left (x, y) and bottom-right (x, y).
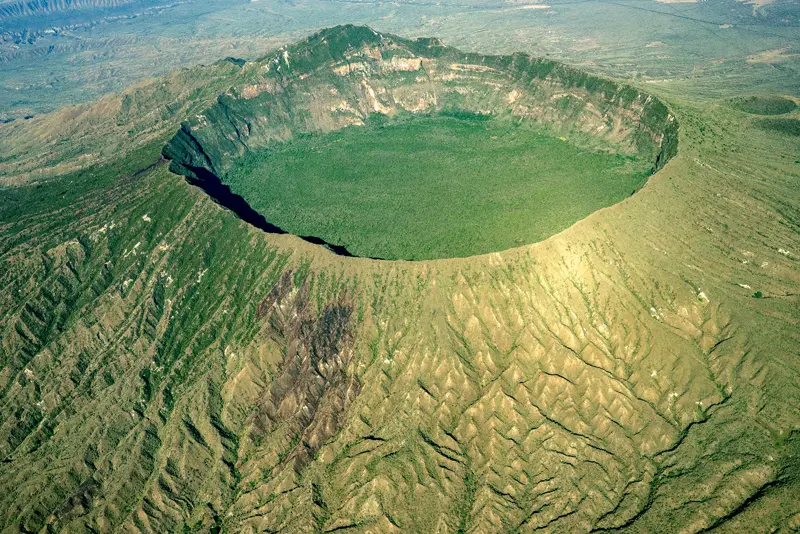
top-left (755, 117), bottom-right (800, 137)
top-left (225, 115), bottom-right (652, 260)
top-left (731, 95), bottom-right (797, 115)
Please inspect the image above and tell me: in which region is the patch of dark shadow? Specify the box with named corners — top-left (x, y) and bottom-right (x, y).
top-left (755, 118), bottom-right (800, 137)
top-left (222, 57), bottom-right (247, 68)
top-left (177, 165), bottom-right (381, 259)
top-left (298, 235), bottom-right (355, 258)
top-left (133, 155), bottom-right (167, 178)
top-left (731, 95), bottom-right (797, 116)
top-left (250, 271), bottom-right (361, 474)
top-left (50, 477), bottom-right (101, 527)
top-left (182, 165), bottom-right (287, 234)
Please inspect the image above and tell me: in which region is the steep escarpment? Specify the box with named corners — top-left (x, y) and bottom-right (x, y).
top-left (163, 25), bottom-right (678, 247)
top-left (0, 0), bottom-right (163, 20)
top-left (0, 0), bottom-right (179, 48)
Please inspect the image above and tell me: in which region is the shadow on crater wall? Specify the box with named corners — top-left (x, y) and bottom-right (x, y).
top-left (185, 165), bottom-right (372, 259)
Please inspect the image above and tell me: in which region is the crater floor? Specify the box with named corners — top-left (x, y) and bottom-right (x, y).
top-left (224, 115), bottom-right (652, 260)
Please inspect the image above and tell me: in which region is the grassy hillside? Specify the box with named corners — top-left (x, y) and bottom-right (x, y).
top-left (0, 22), bottom-right (798, 534)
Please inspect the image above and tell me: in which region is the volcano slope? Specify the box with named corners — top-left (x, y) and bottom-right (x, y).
top-left (0, 24), bottom-right (799, 534)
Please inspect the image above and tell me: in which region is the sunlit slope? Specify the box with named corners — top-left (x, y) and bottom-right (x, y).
top-left (0, 27), bottom-right (798, 534)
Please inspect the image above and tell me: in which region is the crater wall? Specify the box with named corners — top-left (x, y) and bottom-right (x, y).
top-left (163, 25), bottom-right (679, 252)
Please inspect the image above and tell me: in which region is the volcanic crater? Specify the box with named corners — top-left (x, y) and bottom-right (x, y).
top-left (163, 25), bottom-right (678, 260)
